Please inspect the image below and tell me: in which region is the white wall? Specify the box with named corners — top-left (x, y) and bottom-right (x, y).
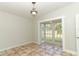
top-left (0, 11), bottom-right (34, 51)
top-left (35, 4), bottom-right (79, 53)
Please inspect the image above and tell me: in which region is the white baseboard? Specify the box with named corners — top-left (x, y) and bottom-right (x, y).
top-left (31, 40), bottom-right (40, 44)
top-left (63, 49), bottom-right (77, 55)
top-left (32, 41), bottom-right (40, 45)
top-left (0, 41), bottom-right (34, 52)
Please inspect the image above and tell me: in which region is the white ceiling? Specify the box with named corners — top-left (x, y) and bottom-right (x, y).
top-left (0, 2), bottom-right (73, 19)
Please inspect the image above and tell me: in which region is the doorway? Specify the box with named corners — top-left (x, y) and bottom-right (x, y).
top-left (39, 18), bottom-right (63, 48)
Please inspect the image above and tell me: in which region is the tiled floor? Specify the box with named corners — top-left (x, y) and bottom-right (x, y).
top-left (0, 43), bottom-right (73, 56)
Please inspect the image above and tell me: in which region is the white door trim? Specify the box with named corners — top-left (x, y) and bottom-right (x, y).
top-left (38, 16), bottom-right (65, 50)
top-left (76, 14), bottom-right (79, 55)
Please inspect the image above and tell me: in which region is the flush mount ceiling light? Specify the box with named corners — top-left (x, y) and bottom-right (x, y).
top-left (30, 2), bottom-right (38, 16)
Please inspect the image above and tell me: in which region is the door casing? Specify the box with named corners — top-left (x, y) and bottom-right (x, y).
top-left (37, 16), bottom-right (65, 51)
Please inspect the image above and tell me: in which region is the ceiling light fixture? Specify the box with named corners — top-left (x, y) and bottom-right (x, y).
top-left (30, 2), bottom-right (38, 16)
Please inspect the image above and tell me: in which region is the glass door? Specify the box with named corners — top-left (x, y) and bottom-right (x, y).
top-left (40, 22), bottom-right (53, 44)
top-left (45, 23), bottom-right (53, 43)
top-left (54, 22), bottom-right (62, 47)
top-left (40, 20), bottom-right (62, 47)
